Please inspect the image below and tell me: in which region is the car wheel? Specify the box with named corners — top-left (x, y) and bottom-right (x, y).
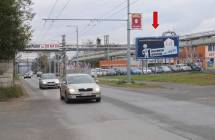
top-left (60, 94), bottom-right (64, 100)
top-left (64, 93), bottom-right (70, 104)
top-left (96, 98), bottom-right (101, 102)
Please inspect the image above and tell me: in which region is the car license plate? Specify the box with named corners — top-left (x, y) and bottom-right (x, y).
top-left (81, 92), bottom-right (92, 96)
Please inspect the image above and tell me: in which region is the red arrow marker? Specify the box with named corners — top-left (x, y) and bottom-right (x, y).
top-left (152, 11), bottom-right (159, 29)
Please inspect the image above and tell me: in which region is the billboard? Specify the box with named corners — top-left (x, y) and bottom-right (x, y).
top-left (27, 44), bottom-right (60, 49)
top-left (136, 36), bottom-right (179, 59)
top-left (131, 13), bottom-right (142, 30)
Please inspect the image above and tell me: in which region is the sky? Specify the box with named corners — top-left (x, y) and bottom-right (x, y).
top-left (31, 0), bottom-right (215, 45)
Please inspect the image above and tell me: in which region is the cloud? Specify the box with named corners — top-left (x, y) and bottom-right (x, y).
top-left (31, 0), bottom-right (215, 44)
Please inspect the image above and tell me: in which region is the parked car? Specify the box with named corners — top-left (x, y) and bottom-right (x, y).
top-left (159, 66), bottom-right (172, 73)
top-left (101, 69), bottom-right (108, 76)
top-left (187, 64), bottom-right (202, 71)
top-left (113, 68), bottom-right (121, 75)
top-left (140, 68), bottom-right (152, 74)
top-left (168, 65), bottom-right (179, 72)
top-left (91, 69), bottom-right (97, 78)
top-left (106, 68), bottom-right (117, 76)
top-left (131, 67), bottom-right (141, 75)
top-left (120, 68), bottom-right (127, 75)
top-left (39, 73), bottom-right (60, 89)
top-left (175, 64), bottom-right (191, 71)
top-left (95, 68), bottom-right (103, 76)
top-left (60, 74), bottom-right (101, 103)
top-left (149, 67), bottom-right (163, 73)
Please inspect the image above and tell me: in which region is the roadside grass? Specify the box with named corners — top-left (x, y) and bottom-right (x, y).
top-left (99, 72), bottom-right (215, 86)
top-left (99, 78), bottom-right (163, 88)
top-left (0, 85), bottom-right (23, 102)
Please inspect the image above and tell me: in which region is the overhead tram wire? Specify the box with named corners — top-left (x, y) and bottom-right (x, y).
top-left (80, 0), bottom-right (139, 36)
top-left (79, 0), bottom-right (127, 36)
top-left (42, 0), bottom-right (73, 42)
top-left (38, 0), bottom-right (59, 43)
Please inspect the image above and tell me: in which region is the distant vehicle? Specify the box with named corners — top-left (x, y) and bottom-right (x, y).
top-left (91, 69), bottom-right (97, 78)
top-left (118, 68), bottom-right (127, 75)
top-left (36, 71), bottom-right (43, 77)
top-left (187, 64), bottom-right (202, 71)
top-left (24, 72), bottom-right (33, 79)
top-left (60, 74), bottom-right (101, 103)
top-left (168, 65), bottom-right (179, 72)
top-left (159, 66), bottom-right (172, 73)
top-left (176, 64), bottom-right (192, 71)
top-left (131, 67), bottom-right (141, 75)
top-left (106, 68), bottom-right (117, 76)
top-left (142, 68), bottom-right (152, 74)
top-left (95, 68), bottom-right (103, 76)
top-left (149, 67), bottom-right (163, 73)
top-left (39, 73), bottom-right (60, 89)
top-left (101, 69), bottom-right (108, 76)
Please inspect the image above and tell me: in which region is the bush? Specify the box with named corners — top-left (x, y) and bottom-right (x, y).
top-left (0, 85), bottom-right (23, 101)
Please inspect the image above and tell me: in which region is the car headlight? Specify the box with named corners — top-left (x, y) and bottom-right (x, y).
top-left (69, 88), bottom-right (75, 93)
top-left (55, 80), bottom-right (60, 84)
top-left (42, 81), bottom-right (47, 84)
top-left (95, 87), bottom-right (100, 92)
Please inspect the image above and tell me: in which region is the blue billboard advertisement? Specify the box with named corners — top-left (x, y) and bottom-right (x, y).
top-left (136, 36), bottom-right (179, 59)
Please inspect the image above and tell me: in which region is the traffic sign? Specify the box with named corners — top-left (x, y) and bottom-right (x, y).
top-left (136, 36), bottom-right (179, 59)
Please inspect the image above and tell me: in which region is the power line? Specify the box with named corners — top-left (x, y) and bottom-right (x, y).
top-left (37, 0), bottom-right (59, 43)
top-left (80, 0), bottom-right (139, 36)
top-left (80, 1), bottom-right (127, 35)
top-left (41, 0), bottom-right (72, 43)
top-left (55, 0), bottom-right (72, 18)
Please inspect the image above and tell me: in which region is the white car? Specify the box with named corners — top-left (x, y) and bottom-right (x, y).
top-left (142, 68), bottom-right (152, 74)
top-left (60, 74), bottom-right (101, 103)
top-left (176, 64), bottom-right (192, 71)
top-left (91, 69), bottom-right (97, 78)
top-left (95, 68), bottom-right (103, 76)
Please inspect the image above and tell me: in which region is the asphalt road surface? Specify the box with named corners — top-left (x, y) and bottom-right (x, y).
top-left (0, 76), bottom-right (214, 140)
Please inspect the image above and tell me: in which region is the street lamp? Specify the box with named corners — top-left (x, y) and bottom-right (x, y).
top-left (66, 25), bottom-right (79, 64)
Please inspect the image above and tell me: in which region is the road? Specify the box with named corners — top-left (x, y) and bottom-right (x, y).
top-left (0, 76), bottom-right (215, 140)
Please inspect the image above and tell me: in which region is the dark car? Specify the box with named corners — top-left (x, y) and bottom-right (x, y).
top-left (188, 64), bottom-right (202, 71)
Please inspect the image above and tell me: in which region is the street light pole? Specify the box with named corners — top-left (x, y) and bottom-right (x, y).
top-left (127, 0), bottom-right (131, 83)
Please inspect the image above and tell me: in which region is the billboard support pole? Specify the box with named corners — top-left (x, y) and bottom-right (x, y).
top-left (127, 0), bottom-right (131, 83)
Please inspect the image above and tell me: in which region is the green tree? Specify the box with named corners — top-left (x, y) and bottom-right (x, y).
top-left (0, 0), bottom-right (34, 60)
top-left (38, 55), bottom-right (49, 73)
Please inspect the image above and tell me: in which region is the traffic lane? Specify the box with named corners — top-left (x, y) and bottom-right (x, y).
top-left (0, 80), bottom-right (73, 140)
top-left (23, 77), bottom-right (190, 140)
top-left (101, 87), bottom-right (215, 140)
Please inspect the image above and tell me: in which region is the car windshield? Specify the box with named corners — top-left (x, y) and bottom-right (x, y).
top-left (67, 75), bottom-right (95, 84)
top-left (41, 74), bottom-right (56, 79)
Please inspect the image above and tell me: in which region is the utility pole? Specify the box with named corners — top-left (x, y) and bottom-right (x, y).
top-left (62, 35), bottom-right (66, 77)
top-left (127, 0), bottom-right (131, 83)
top-left (76, 26), bottom-right (79, 64)
top-left (67, 25), bottom-right (79, 64)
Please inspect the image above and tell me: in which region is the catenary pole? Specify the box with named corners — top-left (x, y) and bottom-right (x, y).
top-left (127, 0), bottom-right (131, 83)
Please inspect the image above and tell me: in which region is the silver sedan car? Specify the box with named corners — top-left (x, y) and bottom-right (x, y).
top-left (60, 74), bottom-right (101, 103)
top-left (39, 73), bottom-right (60, 89)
